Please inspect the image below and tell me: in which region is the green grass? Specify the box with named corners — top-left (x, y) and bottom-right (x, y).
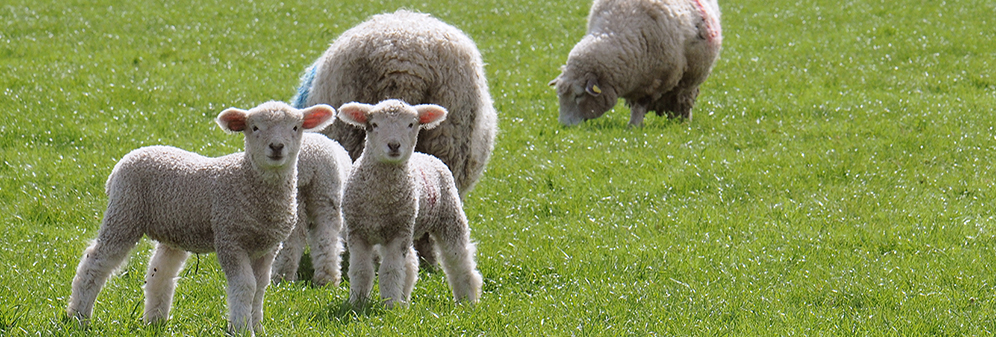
top-left (2, 0), bottom-right (996, 334)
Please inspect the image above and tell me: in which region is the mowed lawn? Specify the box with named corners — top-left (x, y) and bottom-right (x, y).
top-left (2, 0), bottom-right (995, 334)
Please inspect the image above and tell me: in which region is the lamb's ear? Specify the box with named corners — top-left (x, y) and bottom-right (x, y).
top-left (414, 104), bottom-right (448, 130)
top-left (548, 74), bottom-right (560, 87)
top-left (585, 77), bottom-right (602, 96)
top-left (217, 108), bottom-right (248, 133)
top-left (301, 104), bottom-right (336, 131)
top-left (337, 102), bottom-right (373, 128)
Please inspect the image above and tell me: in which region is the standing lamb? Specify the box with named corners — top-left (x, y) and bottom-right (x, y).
top-left (66, 102), bottom-right (335, 334)
top-left (550, 0), bottom-right (723, 126)
top-left (271, 132), bottom-right (352, 287)
top-left (292, 9), bottom-right (498, 266)
top-left (337, 100), bottom-right (482, 308)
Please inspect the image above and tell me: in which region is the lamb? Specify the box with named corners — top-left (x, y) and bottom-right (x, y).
top-left (292, 9), bottom-right (498, 267)
top-left (549, 0), bottom-right (723, 126)
top-left (270, 132), bottom-right (352, 287)
top-left (337, 99), bottom-right (482, 308)
top-left (66, 101), bottom-right (335, 334)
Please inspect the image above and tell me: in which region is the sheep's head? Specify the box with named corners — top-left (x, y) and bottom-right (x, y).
top-left (549, 71), bottom-right (617, 126)
top-left (338, 99), bottom-right (447, 164)
top-left (217, 101), bottom-right (335, 171)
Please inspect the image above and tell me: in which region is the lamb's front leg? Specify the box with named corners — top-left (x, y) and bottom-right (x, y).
top-left (347, 236), bottom-right (375, 305)
top-left (216, 247), bottom-right (255, 334)
top-left (379, 237), bottom-right (417, 308)
top-left (250, 248), bottom-right (277, 332)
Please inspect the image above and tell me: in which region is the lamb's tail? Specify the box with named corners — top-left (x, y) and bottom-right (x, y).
top-left (291, 63), bottom-right (319, 109)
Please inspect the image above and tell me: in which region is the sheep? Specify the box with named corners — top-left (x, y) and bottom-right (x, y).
top-left (337, 99), bottom-right (483, 308)
top-left (66, 101), bottom-right (335, 334)
top-left (549, 0), bottom-right (723, 126)
top-left (292, 11), bottom-right (497, 267)
top-left (270, 132), bottom-right (352, 287)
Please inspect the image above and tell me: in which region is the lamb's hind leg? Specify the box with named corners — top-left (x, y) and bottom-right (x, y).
top-left (66, 214), bottom-right (143, 323)
top-left (143, 242), bottom-right (189, 324)
top-left (271, 222), bottom-right (306, 284)
top-left (433, 224), bottom-right (482, 303)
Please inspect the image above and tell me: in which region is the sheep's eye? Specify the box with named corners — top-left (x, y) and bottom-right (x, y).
top-left (252, 126), bottom-right (259, 131)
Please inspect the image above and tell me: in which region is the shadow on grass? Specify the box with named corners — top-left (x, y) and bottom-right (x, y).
top-left (311, 299), bottom-right (388, 326)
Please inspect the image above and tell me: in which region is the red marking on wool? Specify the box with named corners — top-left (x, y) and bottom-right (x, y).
top-left (419, 170), bottom-right (438, 210)
top-left (693, 0), bottom-right (721, 43)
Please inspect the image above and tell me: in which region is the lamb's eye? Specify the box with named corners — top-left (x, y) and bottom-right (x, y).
top-left (293, 126), bottom-right (299, 132)
top-left (408, 123), bottom-right (414, 128)
top-left (252, 126), bottom-right (259, 131)
top-left (371, 123), bottom-right (378, 128)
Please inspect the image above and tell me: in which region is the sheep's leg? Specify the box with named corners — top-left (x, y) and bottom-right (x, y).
top-left (433, 226), bottom-right (482, 303)
top-left (378, 238), bottom-right (417, 308)
top-left (628, 103), bottom-right (649, 127)
top-left (249, 248), bottom-right (276, 332)
top-left (66, 215), bottom-right (142, 322)
top-left (271, 222), bottom-right (306, 284)
top-left (307, 214), bottom-right (343, 287)
top-left (216, 248), bottom-right (255, 334)
top-left (143, 242), bottom-right (189, 324)
top-left (346, 236), bottom-right (375, 305)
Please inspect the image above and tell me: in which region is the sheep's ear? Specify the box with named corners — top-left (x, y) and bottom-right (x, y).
top-left (585, 77), bottom-right (602, 96)
top-left (337, 102), bottom-right (373, 128)
top-left (548, 75), bottom-right (560, 87)
top-left (415, 104), bottom-right (448, 130)
top-left (301, 104), bottom-right (336, 131)
top-left (217, 108), bottom-right (248, 133)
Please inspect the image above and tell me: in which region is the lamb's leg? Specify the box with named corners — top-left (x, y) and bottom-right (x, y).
top-left (307, 214), bottom-right (343, 287)
top-left (143, 242), bottom-right (189, 324)
top-left (346, 236), bottom-right (375, 305)
top-left (378, 238), bottom-right (417, 308)
top-left (216, 247), bottom-right (255, 334)
top-left (433, 225), bottom-right (483, 303)
top-left (271, 222), bottom-right (306, 284)
top-left (250, 248), bottom-right (277, 332)
top-left (66, 215), bottom-right (142, 322)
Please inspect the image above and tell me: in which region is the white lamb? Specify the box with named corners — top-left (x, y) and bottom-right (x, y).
top-left (550, 0), bottom-right (723, 126)
top-left (66, 101), bottom-right (335, 334)
top-left (270, 132), bottom-right (352, 287)
top-left (337, 99), bottom-right (483, 308)
top-left (292, 9), bottom-right (498, 267)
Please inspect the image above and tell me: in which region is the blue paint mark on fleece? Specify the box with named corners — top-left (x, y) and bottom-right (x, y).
top-left (290, 63), bottom-right (318, 109)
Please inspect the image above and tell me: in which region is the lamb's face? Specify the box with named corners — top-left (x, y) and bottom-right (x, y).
top-left (244, 107), bottom-right (307, 170)
top-left (365, 110), bottom-right (421, 164)
top-left (552, 72), bottom-right (617, 126)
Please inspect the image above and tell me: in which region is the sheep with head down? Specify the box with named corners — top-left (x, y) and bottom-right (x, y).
top-left (337, 99), bottom-right (482, 308)
top-left (551, 0), bottom-right (723, 126)
top-left (66, 101), bottom-right (334, 335)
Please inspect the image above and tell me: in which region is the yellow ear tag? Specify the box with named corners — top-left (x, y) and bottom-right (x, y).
top-left (592, 85), bottom-right (602, 94)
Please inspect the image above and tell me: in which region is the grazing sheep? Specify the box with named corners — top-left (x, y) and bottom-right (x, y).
top-left (271, 132), bottom-right (352, 287)
top-left (66, 102), bottom-right (335, 334)
top-left (293, 9), bottom-right (498, 267)
top-left (337, 100), bottom-right (482, 307)
top-left (550, 0), bottom-right (723, 126)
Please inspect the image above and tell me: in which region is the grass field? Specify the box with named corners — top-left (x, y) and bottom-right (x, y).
top-left (2, 0), bottom-right (996, 334)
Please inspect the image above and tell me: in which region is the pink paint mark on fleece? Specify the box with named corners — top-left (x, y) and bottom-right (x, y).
top-left (419, 169), bottom-right (438, 210)
top-left (693, 0), bottom-right (722, 43)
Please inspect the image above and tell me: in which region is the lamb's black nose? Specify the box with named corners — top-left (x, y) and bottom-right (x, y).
top-left (270, 143), bottom-right (284, 152)
top-left (388, 142), bottom-right (400, 152)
